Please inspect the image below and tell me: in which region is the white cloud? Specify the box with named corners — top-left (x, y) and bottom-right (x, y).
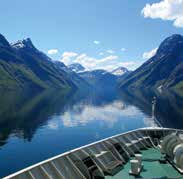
top-left (60, 51), bottom-right (119, 70)
top-left (143, 48), bottom-right (158, 59)
top-left (61, 51), bottom-right (78, 64)
top-left (121, 48), bottom-right (126, 52)
top-left (74, 54), bottom-right (119, 70)
top-left (99, 52), bottom-right (104, 56)
top-left (47, 49), bottom-right (58, 55)
top-left (62, 52), bottom-right (78, 58)
top-left (119, 61), bottom-right (137, 69)
top-left (60, 51), bottom-right (141, 71)
top-left (93, 40), bottom-right (100, 44)
top-left (142, 0), bottom-right (183, 27)
top-left (103, 61), bottom-right (138, 71)
top-left (106, 50), bottom-right (115, 54)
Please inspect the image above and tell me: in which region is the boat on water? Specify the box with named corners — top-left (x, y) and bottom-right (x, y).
top-left (3, 127), bottom-right (183, 179)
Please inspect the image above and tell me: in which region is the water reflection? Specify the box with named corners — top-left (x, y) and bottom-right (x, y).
top-left (0, 88), bottom-right (182, 147)
top-left (119, 89), bottom-right (183, 128)
top-left (0, 89), bottom-right (73, 145)
top-left (60, 101), bottom-right (142, 127)
top-left (0, 88), bottom-right (183, 177)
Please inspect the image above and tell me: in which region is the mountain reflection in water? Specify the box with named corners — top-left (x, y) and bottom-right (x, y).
top-left (0, 88), bottom-right (182, 177)
top-left (119, 89), bottom-right (183, 128)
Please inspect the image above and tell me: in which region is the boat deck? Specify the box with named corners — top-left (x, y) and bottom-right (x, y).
top-left (4, 128), bottom-right (183, 179)
top-left (106, 148), bottom-right (183, 179)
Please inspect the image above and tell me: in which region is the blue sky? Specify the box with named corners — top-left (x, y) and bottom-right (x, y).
top-left (1, 0), bottom-right (183, 70)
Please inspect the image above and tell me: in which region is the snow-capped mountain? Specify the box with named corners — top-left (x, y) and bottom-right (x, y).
top-left (68, 63), bottom-right (85, 73)
top-left (111, 67), bottom-right (129, 76)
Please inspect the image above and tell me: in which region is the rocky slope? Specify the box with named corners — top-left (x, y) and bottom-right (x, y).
top-left (119, 34), bottom-right (183, 92)
top-left (0, 34), bottom-right (87, 91)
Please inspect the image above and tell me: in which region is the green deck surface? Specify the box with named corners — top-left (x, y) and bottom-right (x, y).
top-left (106, 148), bottom-right (183, 179)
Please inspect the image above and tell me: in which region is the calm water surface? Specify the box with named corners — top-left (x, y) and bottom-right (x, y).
top-left (0, 88), bottom-right (183, 177)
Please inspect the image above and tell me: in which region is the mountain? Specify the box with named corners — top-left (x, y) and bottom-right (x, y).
top-left (68, 63), bottom-right (85, 73)
top-left (0, 34), bottom-right (88, 91)
top-left (77, 66), bottom-right (131, 90)
top-left (0, 34), bottom-right (10, 47)
top-left (54, 61), bottom-right (90, 88)
top-left (119, 34), bottom-right (183, 93)
top-left (111, 67), bottom-right (129, 76)
top-left (79, 69), bottom-right (117, 89)
top-left (111, 66), bottom-right (131, 83)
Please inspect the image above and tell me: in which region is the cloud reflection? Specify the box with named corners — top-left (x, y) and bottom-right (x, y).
top-left (143, 117), bottom-right (158, 127)
top-left (47, 121), bottom-right (59, 130)
top-left (59, 100), bottom-right (142, 127)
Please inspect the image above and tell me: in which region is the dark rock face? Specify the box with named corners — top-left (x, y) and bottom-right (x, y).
top-left (12, 38), bottom-right (35, 49)
top-left (119, 34), bottom-right (183, 91)
top-left (0, 34), bottom-right (10, 47)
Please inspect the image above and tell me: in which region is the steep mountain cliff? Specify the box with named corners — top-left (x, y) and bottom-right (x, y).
top-left (119, 34), bottom-right (183, 92)
top-left (0, 34), bottom-right (84, 91)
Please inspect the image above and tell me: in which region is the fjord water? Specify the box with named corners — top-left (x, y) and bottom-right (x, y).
top-left (0, 89), bottom-right (183, 177)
